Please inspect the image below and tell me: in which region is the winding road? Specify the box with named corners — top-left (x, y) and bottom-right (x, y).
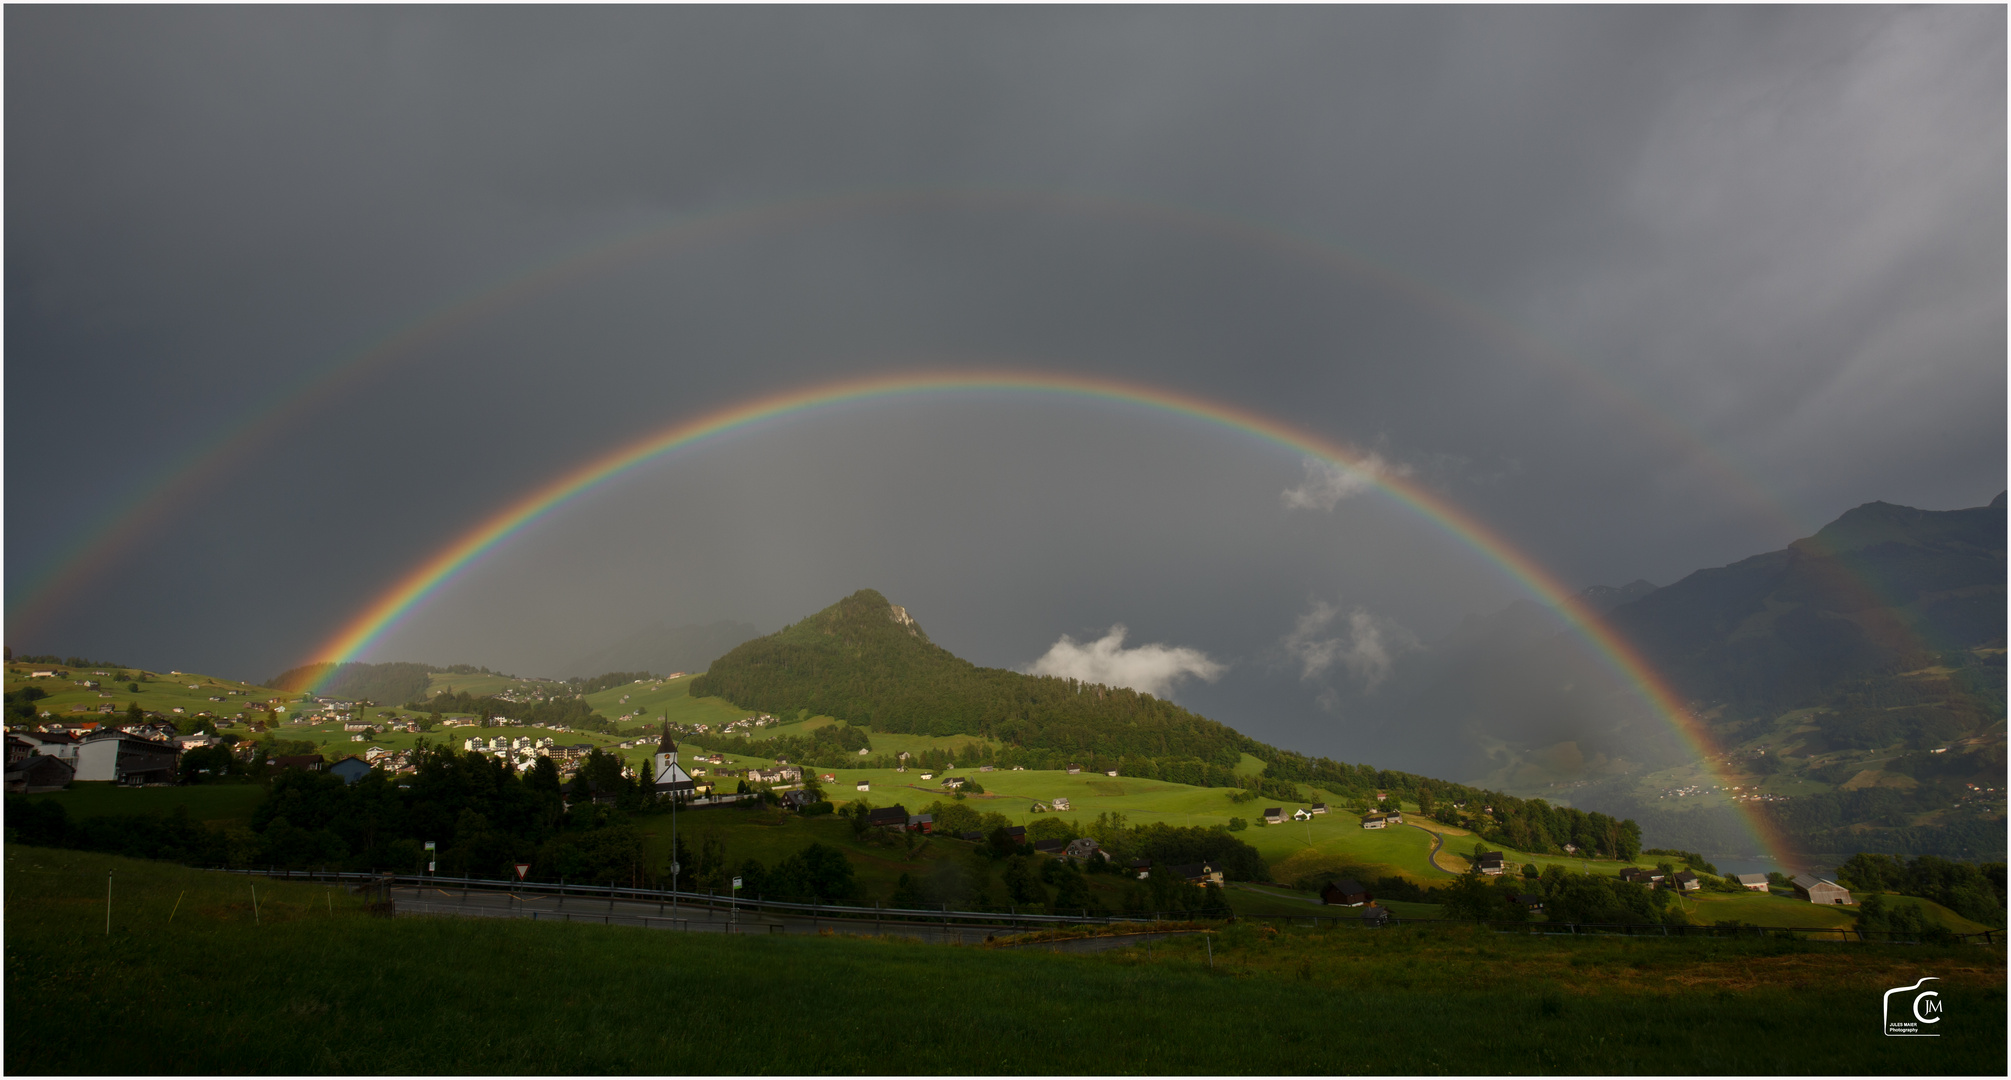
top-left (1408, 823), bottom-right (1455, 874)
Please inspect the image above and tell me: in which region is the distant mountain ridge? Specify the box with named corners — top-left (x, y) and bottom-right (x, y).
top-left (556, 619), bottom-right (759, 681)
top-left (1604, 495), bottom-right (2005, 710)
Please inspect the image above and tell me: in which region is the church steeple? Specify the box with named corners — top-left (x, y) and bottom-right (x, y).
top-left (652, 720), bottom-right (693, 796)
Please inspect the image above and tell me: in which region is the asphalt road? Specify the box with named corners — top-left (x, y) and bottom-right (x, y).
top-left (387, 884), bottom-right (1029, 945)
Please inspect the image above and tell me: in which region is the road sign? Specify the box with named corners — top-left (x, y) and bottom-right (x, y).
top-left (732, 876), bottom-right (742, 891)
top-left (424, 841), bottom-right (436, 851)
top-left (668, 861), bottom-right (681, 875)
top-left (428, 861), bottom-right (436, 873)
top-left (514, 863), bottom-right (530, 880)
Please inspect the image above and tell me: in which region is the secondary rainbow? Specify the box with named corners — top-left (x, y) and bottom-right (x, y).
top-left (298, 368), bottom-right (1793, 863)
top-left (11, 186), bottom-right (1817, 639)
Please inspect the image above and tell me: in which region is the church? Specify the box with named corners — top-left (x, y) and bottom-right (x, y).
top-left (651, 723), bottom-right (697, 797)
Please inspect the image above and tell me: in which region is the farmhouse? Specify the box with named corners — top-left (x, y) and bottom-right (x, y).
top-left (906, 814), bottom-right (934, 833)
top-left (1736, 873), bottom-right (1770, 892)
top-left (329, 756), bottom-right (372, 785)
top-left (1668, 871), bottom-right (1701, 892)
top-left (1002, 825), bottom-right (1027, 846)
top-left (1170, 860), bottom-right (1226, 886)
top-left (1051, 797), bottom-right (1071, 811)
top-left (1033, 838), bottom-right (1067, 856)
top-left (5, 752), bottom-right (76, 793)
top-left (1292, 808), bottom-right (1313, 821)
top-left (1360, 813), bottom-right (1388, 829)
top-left (1618, 867), bottom-right (1664, 886)
top-left (1384, 809), bottom-right (1403, 824)
top-left (1063, 837), bottom-right (1105, 864)
top-left (1790, 875), bottom-right (1853, 905)
top-left (15, 731), bottom-right (79, 759)
top-left (1321, 879), bottom-right (1371, 906)
top-left (781, 790), bottom-right (819, 812)
top-left (856, 780), bottom-right (870, 791)
top-left (1066, 763), bottom-right (1081, 774)
top-left (1475, 852), bottom-right (1506, 876)
top-left (1262, 807), bottom-right (1284, 825)
top-left (865, 806), bottom-right (909, 830)
top-left (1129, 858), bottom-right (1152, 879)
top-left (1308, 802), bottom-right (1328, 815)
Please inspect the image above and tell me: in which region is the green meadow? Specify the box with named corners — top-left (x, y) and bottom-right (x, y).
top-left (6, 846), bottom-right (2002, 1075)
top-left (4, 663), bottom-right (281, 726)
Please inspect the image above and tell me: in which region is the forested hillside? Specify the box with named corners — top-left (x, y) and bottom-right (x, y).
top-left (692, 590), bottom-right (1644, 860)
top-left (269, 660), bottom-right (502, 702)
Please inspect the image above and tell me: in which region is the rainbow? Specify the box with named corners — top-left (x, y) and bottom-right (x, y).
top-left (8, 186), bottom-right (1815, 638)
top-left (295, 368), bottom-right (1794, 863)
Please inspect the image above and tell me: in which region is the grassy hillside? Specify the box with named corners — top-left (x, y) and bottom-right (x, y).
top-left (5, 661), bottom-right (283, 726)
top-left (7, 846), bottom-right (2002, 1075)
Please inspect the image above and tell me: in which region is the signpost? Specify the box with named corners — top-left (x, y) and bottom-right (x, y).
top-left (425, 840), bottom-right (436, 876)
top-left (731, 875), bottom-right (741, 929)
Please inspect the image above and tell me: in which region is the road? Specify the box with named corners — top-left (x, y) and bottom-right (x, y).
top-left (1409, 822), bottom-right (1454, 873)
top-left (386, 884), bottom-right (1033, 945)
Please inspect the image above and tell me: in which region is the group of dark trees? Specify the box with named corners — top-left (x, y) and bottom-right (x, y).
top-left (1835, 852), bottom-right (2006, 926)
top-left (1435, 863), bottom-right (1695, 926)
top-left (6, 745), bottom-right (667, 887)
top-left (8, 652), bottom-right (127, 668)
top-left (269, 661), bottom-right (436, 703)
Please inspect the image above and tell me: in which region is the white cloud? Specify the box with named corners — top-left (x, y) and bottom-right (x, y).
top-left (1280, 453), bottom-right (1414, 511)
top-left (1282, 598), bottom-right (1415, 692)
top-left (1025, 624), bottom-right (1226, 698)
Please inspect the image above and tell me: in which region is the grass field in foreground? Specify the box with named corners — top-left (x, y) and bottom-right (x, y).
top-left (17, 784), bottom-right (266, 826)
top-left (6, 846), bottom-right (2002, 1075)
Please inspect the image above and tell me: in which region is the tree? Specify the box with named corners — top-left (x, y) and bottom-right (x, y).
top-left (1439, 869), bottom-right (1502, 921)
top-left (1002, 855), bottom-right (1047, 905)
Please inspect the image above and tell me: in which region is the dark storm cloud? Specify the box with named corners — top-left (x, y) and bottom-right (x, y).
top-left (7, 7), bottom-right (2001, 777)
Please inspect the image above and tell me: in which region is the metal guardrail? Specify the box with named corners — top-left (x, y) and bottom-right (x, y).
top-left (205, 866), bottom-right (1186, 931)
top-left (209, 867), bottom-right (2000, 945)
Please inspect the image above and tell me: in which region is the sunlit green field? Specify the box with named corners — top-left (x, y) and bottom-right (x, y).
top-left (8, 845), bottom-right (2001, 1075)
top-left (4, 664), bottom-right (282, 725)
top-left (580, 673), bottom-right (753, 731)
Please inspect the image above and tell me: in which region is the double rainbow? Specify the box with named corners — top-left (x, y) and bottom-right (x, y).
top-left (296, 369), bottom-right (1792, 862)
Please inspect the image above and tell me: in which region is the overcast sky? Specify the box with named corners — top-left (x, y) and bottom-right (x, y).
top-left (7, 7), bottom-right (2003, 769)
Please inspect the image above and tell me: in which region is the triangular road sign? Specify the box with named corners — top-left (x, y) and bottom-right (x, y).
top-left (515, 863), bottom-right (531, 880)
